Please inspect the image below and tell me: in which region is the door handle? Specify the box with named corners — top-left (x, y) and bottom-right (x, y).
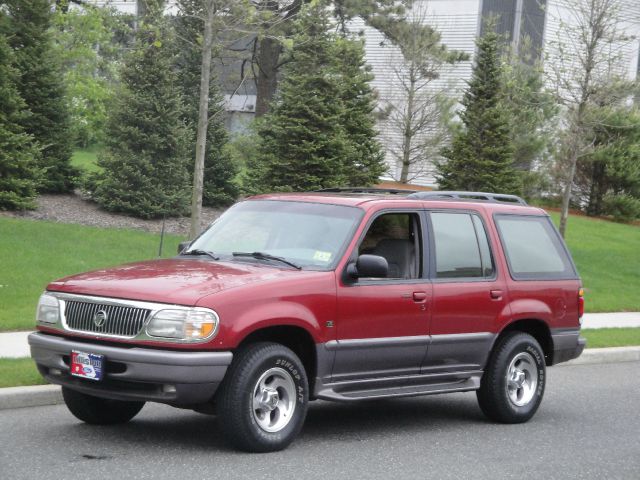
top-left (490, 289), bottom-right (503, 300)
top-left (412, 291), bottom-right (428, 302)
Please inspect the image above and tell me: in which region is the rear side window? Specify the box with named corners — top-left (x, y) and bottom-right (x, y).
top-left (431, 212), bottom-right (494, 279)
top-left (495, 215), bottom-right (577, 280)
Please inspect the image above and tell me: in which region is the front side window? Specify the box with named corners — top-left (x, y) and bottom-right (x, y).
top-left (495, 215), bottom-right (576, 280)
top-left (358, 213), bottom-right (422, 279)
top-left (188, 200), bottom-right (363, 270)
top-left (431, 212), bottom-right (494, 279)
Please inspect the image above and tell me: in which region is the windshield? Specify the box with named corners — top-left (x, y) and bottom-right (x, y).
top-left (187, 200), bottom-right (363, 270)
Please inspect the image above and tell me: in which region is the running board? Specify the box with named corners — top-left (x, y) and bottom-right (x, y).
top-left (315, 372), bottom-right (481, 402)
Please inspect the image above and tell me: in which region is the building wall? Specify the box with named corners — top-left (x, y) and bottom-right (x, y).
top-left (354, 0), bottom-right (482, 185)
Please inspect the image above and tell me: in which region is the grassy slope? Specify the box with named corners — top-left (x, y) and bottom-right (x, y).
top-left (548, 212), bottom-right (640, 312)
top-left (0, 217), bottom-right (183, 331)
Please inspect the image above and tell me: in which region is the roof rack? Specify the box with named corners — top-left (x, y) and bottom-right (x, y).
top-left (316, 187), bottom-right (416, 195)
top-left (406, 191), bottom-right (528, 205)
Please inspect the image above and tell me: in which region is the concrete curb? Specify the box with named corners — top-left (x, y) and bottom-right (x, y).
top-left (561, 346), bottom-right (640, 366)
top-left (1, 347), bottom-right (639, 411)
top-left (0, 385), bottom-right (62, 411)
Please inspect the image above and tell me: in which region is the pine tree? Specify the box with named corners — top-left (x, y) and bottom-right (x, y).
top-left (92, 0), bottom-right (190, 219)
top-left (247, 3), bottom-right (351, 192)
top-left (332, 36), bottom-right (386, 186)
top-left (436, 28), bottom-right (520, 194)
top-left (174, 0), bottom-right (238, 207)
top-left (1, 0), bottom-right (75, 193)
top-left (248, 3), bottom-right (385, 192)
top-left (0, 33), bottom-right (41, 210)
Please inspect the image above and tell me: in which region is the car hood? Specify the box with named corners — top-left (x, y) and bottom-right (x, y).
top-left (47, 258), bottom-right (299, 305)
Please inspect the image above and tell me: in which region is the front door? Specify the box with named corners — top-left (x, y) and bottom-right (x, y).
top-left (333, 211), bottom-right (432, 382)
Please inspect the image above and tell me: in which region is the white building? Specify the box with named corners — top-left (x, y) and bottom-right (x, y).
top-left (358, 0), bottom-right (640, 186)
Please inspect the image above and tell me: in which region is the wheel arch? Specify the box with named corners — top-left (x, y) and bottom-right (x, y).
top-left (236, 325), bottom-right (318, 394)
top-left (496, 319), bottom-right (553, 365)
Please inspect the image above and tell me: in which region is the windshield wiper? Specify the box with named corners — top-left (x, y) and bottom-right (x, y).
top-left (232, 251), bottom-right (302, 270)
top-left (182, 249), bottom-right (220, 260)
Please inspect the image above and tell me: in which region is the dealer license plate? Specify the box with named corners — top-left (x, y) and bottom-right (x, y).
top-left (70, 350), bottom-right (104, 381)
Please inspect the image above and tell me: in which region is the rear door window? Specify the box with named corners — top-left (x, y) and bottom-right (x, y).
top-left (494, 215), bottom-right (577, 280)
top-left (430, 212), bottom-right (494, 279)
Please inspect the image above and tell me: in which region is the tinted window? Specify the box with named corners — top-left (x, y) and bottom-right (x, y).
top-left (472, 215), bottom-right (495, 277)
top-left (358, 213), bottom-right (421, 279)
top-left (495, 215), bottom-right (576, 279)
top-left (432, 213), bottom-right (492, 279)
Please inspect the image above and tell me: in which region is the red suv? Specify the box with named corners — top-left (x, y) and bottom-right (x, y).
top-left (30, 190), bottom-right (585, 452)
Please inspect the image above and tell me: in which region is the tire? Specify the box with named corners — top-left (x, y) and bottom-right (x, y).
top-left (216, 342), bottom-right (309, 452)
top-left (477, 332), bottom-right (546, 424)
top-left (62, 387), bottom-right (145, 425)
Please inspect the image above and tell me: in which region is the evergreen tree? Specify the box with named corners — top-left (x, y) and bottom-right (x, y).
top-left (248, 3), bottom-right (384, 192)
top-left (436, 28), bottom-right (520, 194)
top-left (332, 36), bottom-right (386, 186)
top-left (92, 0), bottom-right (190, 219)
top-left (0, 33), bottom-right (41, 210)
top-left (247, 3), bottom-right (351, 192)
top-left (174, 0), bottom-right (238, 207)
top-left (1, 0), bottom-right (75, 193)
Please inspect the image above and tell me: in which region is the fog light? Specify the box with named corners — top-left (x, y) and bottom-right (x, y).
top-left (162, 384), bottom-right (177, 394)
top-left (50, 368), bottom-right (62, 376)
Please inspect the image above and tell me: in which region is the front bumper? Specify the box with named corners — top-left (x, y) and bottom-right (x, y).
top-left (29, 332), bottom-right (232, 406)
top-left (551, 329), bottom-right (587, 365)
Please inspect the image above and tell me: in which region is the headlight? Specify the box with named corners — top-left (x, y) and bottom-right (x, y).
top-left (36, 293), bottom-right (60, 324)
top-left (146, 308), bottom-right (219, 341)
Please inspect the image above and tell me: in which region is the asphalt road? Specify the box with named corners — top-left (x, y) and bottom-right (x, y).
top-left (2, 362), bottom-right (639, 480)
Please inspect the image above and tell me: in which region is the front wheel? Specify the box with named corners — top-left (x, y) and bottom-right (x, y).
top-left (62, 387), bottom-right (145, 425)
top-left (477, 332), bottom-right (546, 423)
top-left (216, 342), bottom-right (309, 452)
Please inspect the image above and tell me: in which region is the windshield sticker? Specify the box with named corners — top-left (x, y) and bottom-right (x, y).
top-left (313, 251), bottom-right (332, 263)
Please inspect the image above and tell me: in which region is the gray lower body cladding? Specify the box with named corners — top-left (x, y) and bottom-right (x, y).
top-left (551, 328), bottom-right (586, 364)
top-left (29, 332), bottom-right (232, 406)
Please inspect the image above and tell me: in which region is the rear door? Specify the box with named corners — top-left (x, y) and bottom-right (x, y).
top-left (333, 210), bottom-right (432, 381)
top-left (422, 210), bottom-right (507, 376)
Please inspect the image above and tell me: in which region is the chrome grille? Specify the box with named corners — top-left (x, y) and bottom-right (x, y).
top-left (64, 300), bottom-right (151, 337)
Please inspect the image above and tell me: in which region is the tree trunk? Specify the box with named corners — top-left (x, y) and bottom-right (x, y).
top-left (399, 70), bottom-right (416, 184)
top-left (189, 1), bottom-right (214, 240)
top-left (254, 36), bottom-right (282, 117)
top-left (559, 149), bottom-right (579, 238)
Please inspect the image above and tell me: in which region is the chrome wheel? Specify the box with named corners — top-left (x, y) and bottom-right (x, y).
top-left (506, 352), bottom-right (538, 407)
top-left (252, 367), bottom-right (297, 433)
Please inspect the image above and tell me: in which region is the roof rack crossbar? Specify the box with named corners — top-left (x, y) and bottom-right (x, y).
top-left (315, 187), bottom-right (416, 195)
top-left (406, 191), bottom-right (527, 205)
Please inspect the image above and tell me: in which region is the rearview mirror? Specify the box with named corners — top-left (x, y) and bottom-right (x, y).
top-left (347, 254), bottom-right (388, 279)
top-left (177, 241), bottom-right (191, 254)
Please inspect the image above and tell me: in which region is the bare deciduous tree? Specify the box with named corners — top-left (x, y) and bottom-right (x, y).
top-left (379, 2), bottom-right (466, 183)
top-left (546, 0), bottom-right (636, 237)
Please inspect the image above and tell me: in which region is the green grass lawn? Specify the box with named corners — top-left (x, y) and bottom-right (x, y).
top-left (548, 212), bottom-right (640, 312)
top-left (0, 358), bottom-right (46, 388)
top-left (581, 328), bottom-right (640, 348)
top-left (0, 217), bottom-right (184, 331)
top-left (71, 146), bottom-right (101, 173)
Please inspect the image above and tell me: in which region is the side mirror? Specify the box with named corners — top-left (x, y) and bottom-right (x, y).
top-left (347, 254), bottom-right (388, 279)
top-left (177, 241), bottom-right (191, 255)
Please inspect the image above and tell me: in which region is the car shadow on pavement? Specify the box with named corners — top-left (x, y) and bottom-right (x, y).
top-left (302, 393), bottom-right (486, 441)
top-left (57, 392), bottom-right (486, 453)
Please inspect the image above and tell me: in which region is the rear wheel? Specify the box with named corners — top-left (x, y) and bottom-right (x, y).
top-left (217, 342), bottom-right (308, 452)
top-left (62, 387), bottom-right (144, 425)
top-left (477, 332), bottom-right (546, 423)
